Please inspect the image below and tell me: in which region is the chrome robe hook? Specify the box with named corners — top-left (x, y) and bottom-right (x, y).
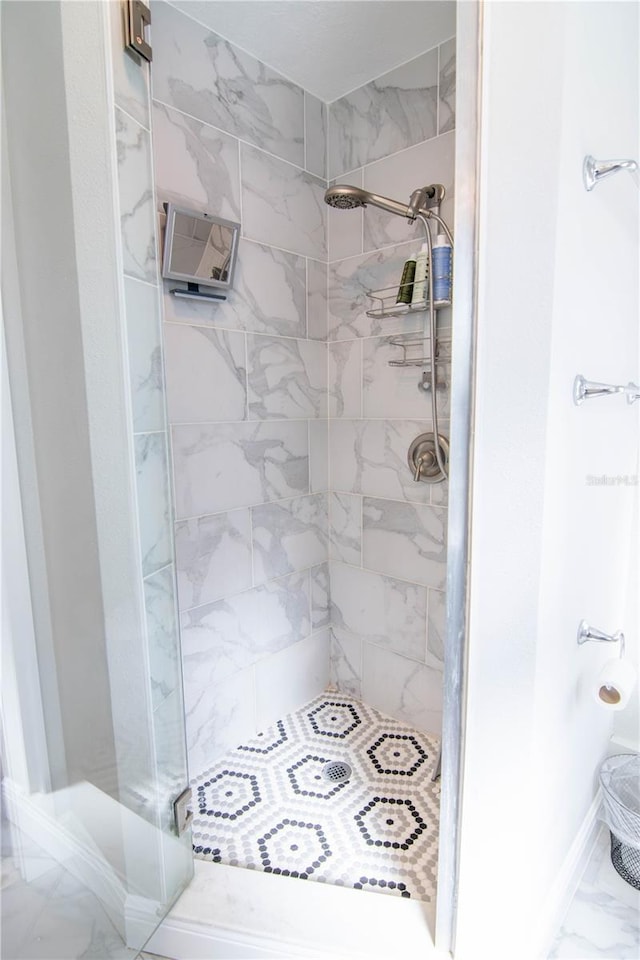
top-left (583, 155), bottom-right (638, 191)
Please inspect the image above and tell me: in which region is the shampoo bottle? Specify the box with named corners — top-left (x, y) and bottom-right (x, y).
top-left (396, 257), bottom-right (416, 304)
top-left (411, 243), bottom-right (429, 305)
top-left (432, 234), bottom-right (452, 304)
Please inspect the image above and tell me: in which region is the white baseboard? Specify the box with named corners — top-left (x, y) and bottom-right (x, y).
top-left (535, 789), bottom-right (602, 958)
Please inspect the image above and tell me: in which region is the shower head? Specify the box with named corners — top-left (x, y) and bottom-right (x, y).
top-left (324, 184), bottom-right (415, 220)
top-left (323, 184), bottom-right (369, 210)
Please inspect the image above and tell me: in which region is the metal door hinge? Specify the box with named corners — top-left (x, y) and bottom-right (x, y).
top-left (173, 787), bottom-right (193, 835)
top-left (124, 0), bottom-right (152, 63)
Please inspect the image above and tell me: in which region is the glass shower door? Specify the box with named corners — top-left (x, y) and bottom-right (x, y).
top-left (1, 2), bottom-right (193, 956)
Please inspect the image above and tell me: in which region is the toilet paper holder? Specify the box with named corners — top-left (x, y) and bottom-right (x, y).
top-left (577, 620), bottom-right (625, 658)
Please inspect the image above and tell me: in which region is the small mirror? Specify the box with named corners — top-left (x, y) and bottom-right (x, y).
top-left (162, 203), bottom-right (240, 292)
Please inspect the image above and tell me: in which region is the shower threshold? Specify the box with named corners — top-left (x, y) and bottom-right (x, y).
top-left (190, 693), bottom-right (441, 902)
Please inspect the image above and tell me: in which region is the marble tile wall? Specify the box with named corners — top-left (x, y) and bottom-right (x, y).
top-left (326, 36), bottom-right (456, 736)
top-left (109, 0), bottom-right (191, 872)
top-left (149, 0), bottom-right (454, 762)
top-left (151, 1), bottom-right (330, 774)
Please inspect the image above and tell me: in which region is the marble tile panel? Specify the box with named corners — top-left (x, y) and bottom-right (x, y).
top-left (135, 432), bottom-right (173, 576)
top-left (362, 497), bottom-right (446, 589)
top-left (330, 418), bottom-right (448, 506)
top-left (180, 570), bottom-right (311, 688)
top-left (329, 339), bottom-right (362, 418)
top-left (329, 492), bottom-right (362, 566)
top-left (175, 508), bottom-right (252, 610)
top-left (116, 108), bottom-right (157, 282)
top-left (310, 561), bottom-right (331, 630)
top-left (162, 238), bottom-right (307, 339)
top-left (549, 828), bottom-right (640, 959)
top-left (363, 644), bottom-right (443, 736)
top-left (144, 565), bottom-right (182, 709)
top-left (0, 860), bottom-right (67, 959)
top-left (2, 865), bottom-right (131, 960)
top-left (252, 494), bottom-right (328, 584)
top-left (306, 257), bottom-right (328, 341)
top-left (164, 323), bottom-right (246, 423)
top-left (362, 131), bottom-right (455, 252)
top-left (427, 588), bottom-right (446, 670)
top-left (328, 168), bottom-right (363, 262)
top-left (124, 277), bottom-right (165, 433)
top-left (109, 0), bottom-right (149, 127)
top-left (309, 419), bottom-right (329, 494)
top-left (328, 240), bottom-right (427, 341)
top-left (304, 91), bottom-right (327, 179)
top-left (151, 1), bottom-right (304, 167)
top-left (185, 665), bottom-right (256, 776)
top-left (172, 420), bottom-right (309, 518)
top-left (255, 629), bottom-right (330, 730)
top-left (152, 101), bottom-right (241, 221)
top-left (330, 629), bottom-right (362, 699)
top-left (328, 50), bottom-right (439, 179)
top-left (246, 335), bottom-right (327, 420)
top-left (330, 561), bottom-right (427, 663)
top-left (241, 143), bottom-right (327, 260)
top-left (363, 333), bottom-right (451, 421)
top-left (438, 38), bottom-right (456, 135)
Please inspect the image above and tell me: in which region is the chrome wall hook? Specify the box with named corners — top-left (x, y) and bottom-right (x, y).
top-left (626, 382), bottom-right (640, 405)
top-left (577, 620), bottom-right (625, 659)
top-left (573, 374), bottom-right (625, 406)
top-left (583, 155), bottom-right (638, 192)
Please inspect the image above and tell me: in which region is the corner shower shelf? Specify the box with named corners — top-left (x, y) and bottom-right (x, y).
top-left (365, 284), bottom-right (452, 320)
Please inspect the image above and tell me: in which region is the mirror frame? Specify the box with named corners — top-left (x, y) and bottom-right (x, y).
top-left (161, 202), bottom-right (241, 291)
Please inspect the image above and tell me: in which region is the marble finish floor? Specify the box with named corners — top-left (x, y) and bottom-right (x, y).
top-left (549, 826), bottom-right (640, 958)
top-left (1, 818), bottom-right (137, 960)
top-left (190, 692), bottom-right (441, 901)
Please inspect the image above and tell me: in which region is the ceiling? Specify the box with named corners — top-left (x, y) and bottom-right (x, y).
top-left (169, 1), bottom-right (456, 102)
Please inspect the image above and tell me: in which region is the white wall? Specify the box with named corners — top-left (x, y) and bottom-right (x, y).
top-left (455, 3), bottom-right (639, 958)
top-left (531, 0), bottom-right (639, 920)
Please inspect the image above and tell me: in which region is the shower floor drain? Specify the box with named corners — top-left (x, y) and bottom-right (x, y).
top-left (322, 760), bottom-right (352, 783)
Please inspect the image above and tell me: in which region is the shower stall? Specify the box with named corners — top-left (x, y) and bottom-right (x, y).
top-left (2, 2), bottom-right (460, 955)
top-left (2, 2), bottom-right (638, 960)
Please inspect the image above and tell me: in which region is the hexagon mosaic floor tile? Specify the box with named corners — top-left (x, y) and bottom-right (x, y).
top-left (190, 694), bottom-right (441, 901)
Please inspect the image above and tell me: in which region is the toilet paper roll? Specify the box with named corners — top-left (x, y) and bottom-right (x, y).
top-left (594, 657), bottom-right (637, 710)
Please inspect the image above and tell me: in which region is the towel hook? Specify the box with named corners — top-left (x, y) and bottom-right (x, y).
top-left (573, 374), bottom-right (625, 405)
top-left (583, 155), bottom-right (638, 192)
top-left (577, 620), bottom-right (625, 659)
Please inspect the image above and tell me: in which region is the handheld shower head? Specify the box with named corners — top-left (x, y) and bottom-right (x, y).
top-left (324, 184), bottom-right (412, 219)
top-left (323, 184), bottom-right (369, 210)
